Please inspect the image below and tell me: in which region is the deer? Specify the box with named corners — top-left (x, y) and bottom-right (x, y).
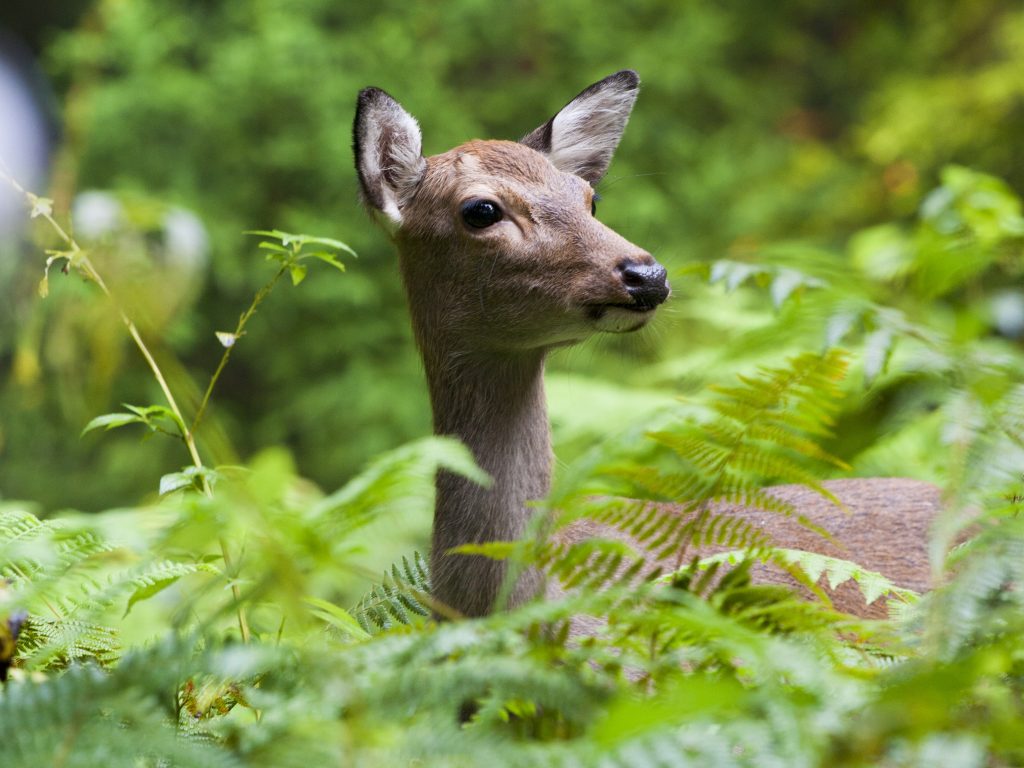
top-left (352, 70), bottom-right (943, 623)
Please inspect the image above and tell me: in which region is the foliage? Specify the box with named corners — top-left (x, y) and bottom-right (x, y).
top-left (2, 4), bottom-right (1024, 766)
top-left (2, 161), bottom-right (1024, 764)
top-left (7, 0), bottom-right (1024, 510)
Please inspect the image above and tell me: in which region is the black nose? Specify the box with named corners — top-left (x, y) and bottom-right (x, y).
top-left (618, 259), bottom-right (670, 309)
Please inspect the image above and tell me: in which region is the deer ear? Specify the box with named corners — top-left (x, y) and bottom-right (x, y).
top-left (353, 87), bottom-right (427, 224)
top-left (520, 70), bottom-right (639, 184)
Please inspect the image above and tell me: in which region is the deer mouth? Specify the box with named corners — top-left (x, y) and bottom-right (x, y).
top-left (585, 302), bottom-right (657, 333)
top-left (586, 302), bottom-right (656, 320)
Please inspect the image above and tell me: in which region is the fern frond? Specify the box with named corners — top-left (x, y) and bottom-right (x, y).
top-left (675, 547), bottom-right (919, 609)
top-left (352, 552), bottom-right (432, 633)
top-left (0, 637), bottom-right (255, 768)
top-left (17, 616), bottom-right (120, 669)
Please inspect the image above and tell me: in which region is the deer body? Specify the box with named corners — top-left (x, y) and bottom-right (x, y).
top-left (353, 72), bottom-right (941, 620)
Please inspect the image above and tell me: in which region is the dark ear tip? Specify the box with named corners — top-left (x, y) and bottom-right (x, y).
top-left (357, 86), bottom-right (396, 110)
top-left (607, 70), bottom-right (640, 90)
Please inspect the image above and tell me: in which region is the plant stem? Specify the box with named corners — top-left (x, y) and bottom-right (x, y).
top-left (2, 166), bottom-right (252, 643)
top-left (190, 264), bottom-right (288, 439)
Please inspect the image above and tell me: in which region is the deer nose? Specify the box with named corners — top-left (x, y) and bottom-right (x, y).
top-left (618, 258), bottom-right (670, 309)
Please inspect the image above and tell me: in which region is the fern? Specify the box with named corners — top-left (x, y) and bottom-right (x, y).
top-left (0, 504), bottom-right (234, 673)
top-left (550, 351), bottom-right (851, 594)
top-left (0, 637), bottom-right (258, 768)
top-left (678, 547), bottom-right (920, 608)
top-left (352, 551), bottom-right (432, 633)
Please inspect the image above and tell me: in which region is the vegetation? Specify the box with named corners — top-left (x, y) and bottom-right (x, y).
top-left (2, 2), bottom-right (1024, 765)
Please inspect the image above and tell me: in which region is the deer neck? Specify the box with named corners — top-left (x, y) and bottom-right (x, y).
top-left (421, 342), bottom-right (552, 618)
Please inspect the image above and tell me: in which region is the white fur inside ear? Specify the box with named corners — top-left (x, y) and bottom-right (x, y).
top-left (355, 92), bottom-right (426, 224)
top-left (546, 80), bottom-right (637, 182)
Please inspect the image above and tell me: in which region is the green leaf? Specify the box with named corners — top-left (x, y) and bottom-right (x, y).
top-left (158, 466), bottom-right (217, 496)
top-left (450, 541), bottom-right (518, 559)
top-left (289, 264), bottom-right (307, 286)
top-left (81, 412), bottom-right (144, 436)
top-left (158, 471), bottom-right (194, 496)
top-left (824, 309), bottom-right (860, 348)
top-left (245, 229), bottom-right (356, 257)
top-left (304, 597), bottom-right (371, 641)
top-left (863, 327), bottom-right (894, 384)
top-left (769, 269), bottom-right (805, 308)
top-left (308, 251), bottom-right (347, 272)
top-left (124, 562), bottom-right (217, 617)
top-left (297, 235), bottom-right (357, 257)
top-left (257, 241), bottom-right (289, 253)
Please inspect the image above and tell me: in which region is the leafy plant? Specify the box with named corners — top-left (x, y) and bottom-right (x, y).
top-left (3, 72), bottom-right (1024, 767)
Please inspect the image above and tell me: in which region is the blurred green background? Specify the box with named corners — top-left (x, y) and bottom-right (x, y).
top-left (2, 0), bottom-right (1023, 516)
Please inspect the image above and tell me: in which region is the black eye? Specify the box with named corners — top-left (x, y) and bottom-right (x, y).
top-left (461, 199), bottom-right (503, 229)
top-left (591, 192), bottom-right (601, 217)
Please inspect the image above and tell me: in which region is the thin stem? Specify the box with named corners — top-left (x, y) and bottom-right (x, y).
top-left (190, 264), bottom-right (288, 439)
top-left (3, 166), bottom-right (251, 643)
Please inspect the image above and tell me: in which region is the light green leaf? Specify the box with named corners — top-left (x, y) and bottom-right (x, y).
top-left (308, 251), bottom-right (347, 272)
top-left (124, 562), bottom-right (217, 617)
top-left (158, 466), bottom-right (216, 495)
top-left (304, 597), bottom-right (371, 641)
top-left (770, 270), bottom-right (804, 308)
top-left (81, 412), bottom-right (144, 436)
top-left (289, 264), bottom-right (307, 286)
top-left (257, 241), bottom-right (289, 253)
top-left (450, 541), bottom-right (517, 560)
top-left (159, 471), bottom-right (194, 496)
top-left (863, 327), bottom-right (894, 384)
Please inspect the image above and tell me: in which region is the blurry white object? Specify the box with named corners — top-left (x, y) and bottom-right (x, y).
top-left (163, 207), bottom-right (209, 276)
top-left (991, 290), bottom-right (1024, 339)
top-left (0, 41), bottom-right (50, 239)
top-left (71, 191), bottom-right (124, 239)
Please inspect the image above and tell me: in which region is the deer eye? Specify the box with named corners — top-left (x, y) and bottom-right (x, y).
top-left (591, 192), bottom-right (601, 217)
top-left (461, 199), bottom-right (503, 229)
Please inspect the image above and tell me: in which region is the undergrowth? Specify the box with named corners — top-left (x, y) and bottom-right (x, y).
top-left (1, 167), bottom-right (1023, 766)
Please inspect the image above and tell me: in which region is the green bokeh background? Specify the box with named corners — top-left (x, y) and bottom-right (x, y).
top-left (2, 0), bottom-right (1023, 514)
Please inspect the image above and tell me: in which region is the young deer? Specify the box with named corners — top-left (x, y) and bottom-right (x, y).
top-left (352, 71), bottom-right (942, 621)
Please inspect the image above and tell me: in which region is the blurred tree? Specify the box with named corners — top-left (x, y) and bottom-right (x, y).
top-left (2, 0), bottom-right (1023, 510)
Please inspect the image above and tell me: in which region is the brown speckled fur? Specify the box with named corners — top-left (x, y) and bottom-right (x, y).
top-left (554, 478), bottom-right (943, 620)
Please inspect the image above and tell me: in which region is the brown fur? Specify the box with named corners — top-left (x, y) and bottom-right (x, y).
top-left (555, 478), bottom-right (942, 619)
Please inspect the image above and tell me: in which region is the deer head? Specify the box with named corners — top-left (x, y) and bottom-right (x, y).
top-left (353, 70), bottom-right (669, 359)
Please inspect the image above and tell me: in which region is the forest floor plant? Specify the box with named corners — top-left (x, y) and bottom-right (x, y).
top-left (1, 166), bottom-right (1023, 766)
